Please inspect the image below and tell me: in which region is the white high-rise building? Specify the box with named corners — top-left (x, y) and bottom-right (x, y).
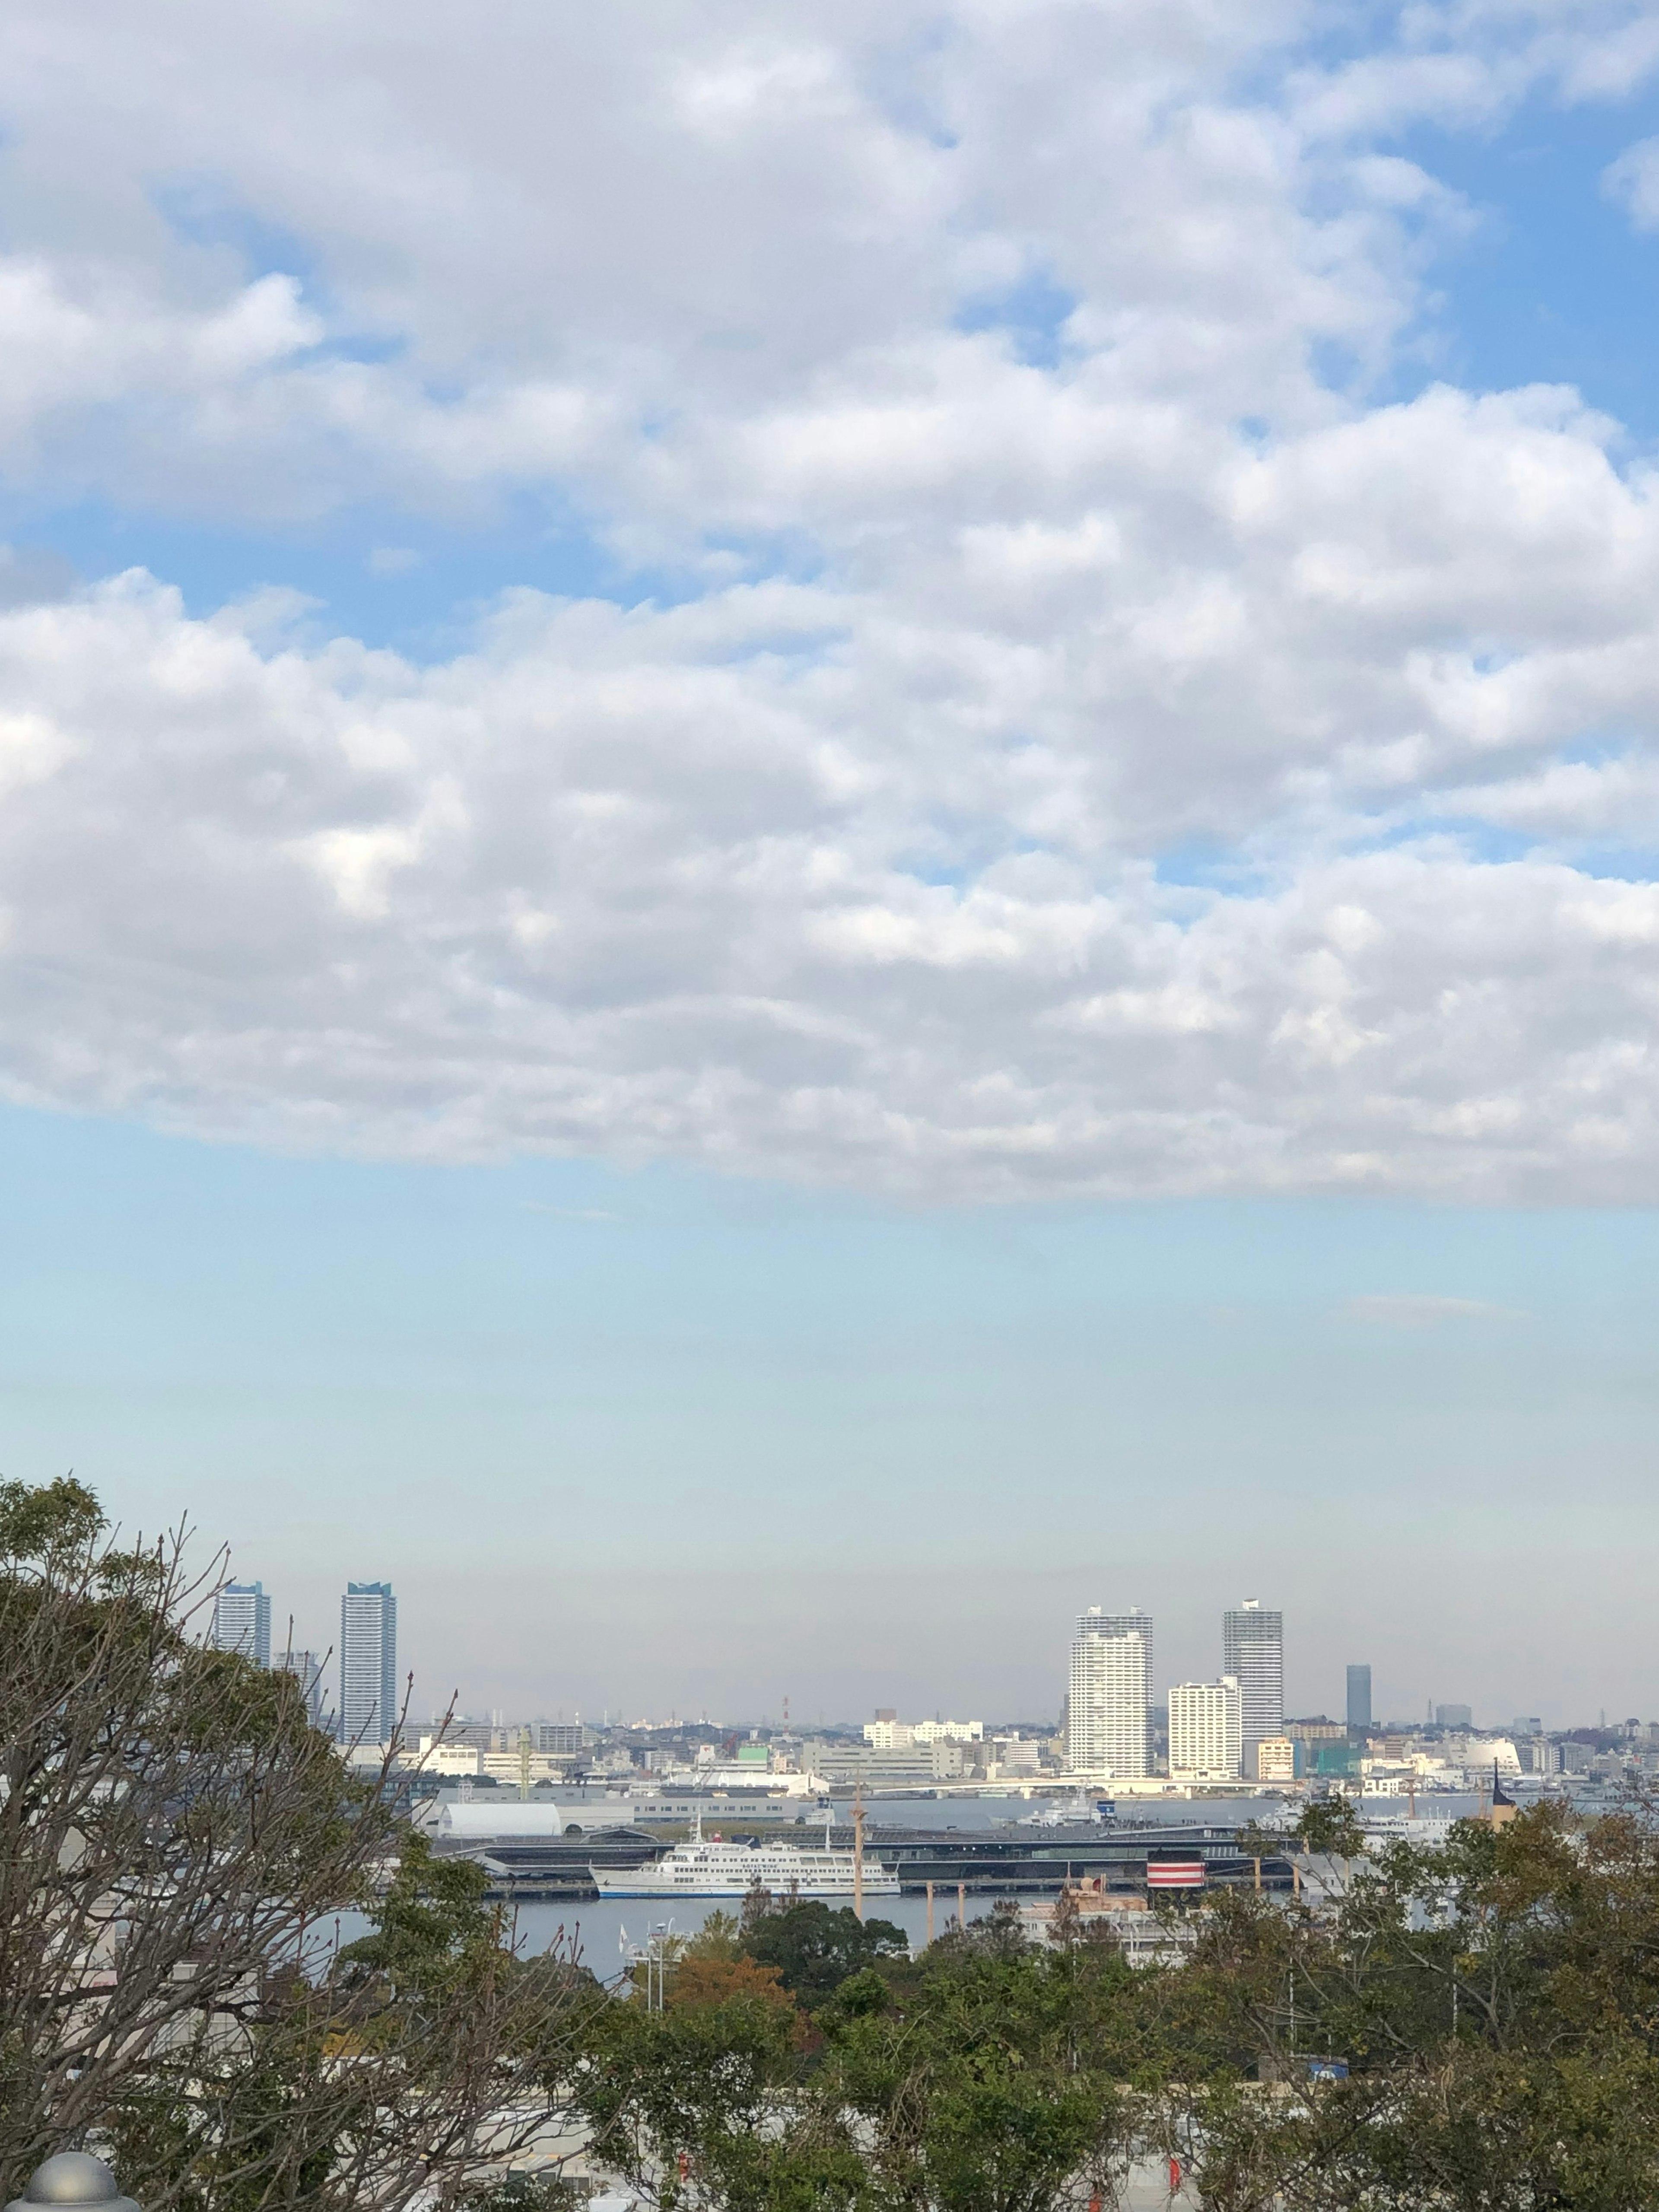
top-left (210, 1581), bottom-right (271, 1668)
top-left (1169, 1677), bottom-right (1243, 1781)
top-left (275, 1648), bottom-right (327, 1729)
top-left (1223, 1600), bottom-right (1284, 1772)
top-left (339, 1583), bottom-right (398, 1748)
top-left (1066, 1606), bottom-right (1151, 1776)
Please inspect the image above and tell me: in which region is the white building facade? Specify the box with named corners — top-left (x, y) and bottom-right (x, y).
top-left (1066, 1607), bottom-right (1151, 1777)
top-left (863, 1717), bottom-right (984, 1748)
top-left (1223, 1600), bottom-right (1284, 1771)
top-left (1169, 1677), bottom-right (1243, 1781)
top-left (211, 1581), bottom-right (271, 1668)
top-left (339, 1581), bottom-right (397, 1747)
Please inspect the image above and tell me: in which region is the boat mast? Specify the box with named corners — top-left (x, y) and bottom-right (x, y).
top-left (852, 1783), bottom-right (866, 1922)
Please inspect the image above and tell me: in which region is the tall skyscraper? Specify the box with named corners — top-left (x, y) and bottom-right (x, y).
top-left (1066, 1605), bottom-right (1151, 1776)
top-left (1223, 1599), bottom-right (1283, 1773)
top-left (339, 1583), bottom-right (398, 1747)
top-left (210, 1581), bottom-right (271, 1668)
top-left (276, 1649), bottom-right (327, 1729)
top-left (1169, 1677), bottom-right (1242, 1780)
top-left (1346, 1663), bottom-right (1373, 1732)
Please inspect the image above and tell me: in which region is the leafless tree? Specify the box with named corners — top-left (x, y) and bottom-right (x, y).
top-left (0, 1478), bottom-right (591, 2212)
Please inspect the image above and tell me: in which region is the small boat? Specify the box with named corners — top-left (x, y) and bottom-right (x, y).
top-left (592, 1812), bottom-right (899, 1898)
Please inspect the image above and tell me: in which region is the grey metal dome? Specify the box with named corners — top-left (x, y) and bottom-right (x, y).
top-left (6, 2155), bottom-right (140, 2212)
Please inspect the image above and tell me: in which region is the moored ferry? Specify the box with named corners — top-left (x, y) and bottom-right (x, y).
top-left (592, 1815), bottom-right (899, 1898)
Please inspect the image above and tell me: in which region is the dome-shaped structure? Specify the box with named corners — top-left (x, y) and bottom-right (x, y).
top-left (6, 2154), bottom-right (140, 2212)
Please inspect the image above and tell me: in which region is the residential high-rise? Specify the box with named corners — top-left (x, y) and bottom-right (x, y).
top-left (1066, 1605), bottom-right (1152, 1777)
top-left (1222, 1600), bottom-right (1283, 1774)
top-left (1346, 1663), bottom-right (1373, 1732)
top-left (210, 1581), bottom-right (271, 1668)
top-left (339, 1583), bottom-right (398, 1747)
top-left (1071, 1606), bottom-right (1154, 1681)
top-left (1169, 1677), bottom-right (1242, 1781)
top-left (276, 1649), bottom-right (327, 1729)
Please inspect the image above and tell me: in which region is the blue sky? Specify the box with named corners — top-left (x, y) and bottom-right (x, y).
top-left (3, 0), bottom-right (1659, 1723)
top-left (3, 1100), bottom-right (1653, 1724)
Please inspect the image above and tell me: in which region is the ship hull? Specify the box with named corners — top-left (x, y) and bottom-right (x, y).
top-left (594, 1875), bottom-right (899, 1897)
top-left (594, 1827), bottom-right (899, 1900)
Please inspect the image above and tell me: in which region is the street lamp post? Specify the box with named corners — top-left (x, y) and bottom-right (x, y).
top-left (6, 2154), bottom-right (141, 2212)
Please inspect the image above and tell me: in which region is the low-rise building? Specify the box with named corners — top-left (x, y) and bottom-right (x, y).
top-left (864, 1719), bottom-right (915, 1748)
top-left (861, 1716), bottom-right (984, 1750)
top-left (817, 1739), bottom-right (965, 1787)
top-left (536, 1723), bottom-right (591, 1757)
top-left (1255, 1736), bottom-right (1297, 1784)
top-left (993, 1734), bottom-right (1042, 1776)
top-left (417, 1737), bottom-right (483, 1777)
top-left (1018, 1882), bottom-right (1201, 1967)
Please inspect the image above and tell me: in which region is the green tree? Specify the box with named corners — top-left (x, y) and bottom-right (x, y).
top-left (741, 1900), bottom-right (909, 2008)
top-left (1159, 1799), bottom-right (1659, 2209)
top-left (571, 1990), bottom-right (844, 2210)
top-left (818, 1917), bottom-right (1144, 2212)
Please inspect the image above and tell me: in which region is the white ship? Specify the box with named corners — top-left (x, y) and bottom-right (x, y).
top-left (593, 1815), bottom-right (899, 1899)
top-left (1359, 1809), bottom-right (1464, 1847)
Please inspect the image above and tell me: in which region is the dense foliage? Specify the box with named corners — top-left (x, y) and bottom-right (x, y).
top-left (571, 1798), bottom-right (1659, 2210)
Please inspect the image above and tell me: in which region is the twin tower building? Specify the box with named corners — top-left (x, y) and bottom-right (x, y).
top-left (210, 1578), bottom-right (400, 1750)
top-left (1066, 1601), bottom-right (1284, 1783)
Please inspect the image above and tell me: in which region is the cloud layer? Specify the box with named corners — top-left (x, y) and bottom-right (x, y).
top-left (3, 0), bottom-right (1659, 1200)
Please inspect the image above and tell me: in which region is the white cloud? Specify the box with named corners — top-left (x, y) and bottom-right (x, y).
top-left (1342, 1296), bottom-right (1525, 1326)
top-left (1603, 134), bottom-right (1659, 231)
top-left (0, 2), bottom-right (1656, 1200)
top-left (2, 547), bottom-right (1659, 1201)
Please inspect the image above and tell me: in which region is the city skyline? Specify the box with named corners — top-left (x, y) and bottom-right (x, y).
top-left (207, 1561), bottom-right (1604, 1743)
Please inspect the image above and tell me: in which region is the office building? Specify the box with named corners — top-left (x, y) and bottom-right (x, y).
top-left (815, 1741), bottom-right (958, 1786)
top-left (338, 1582), bottom-right (398, 1748)
top-left (1169, 1677), bottom-right (1242, 1781)
top-left (275, 1649), bottom-right (326, 1728)
top-left (913, 1719), bottom-right (983, 1744)
top-left (210, 1581), bottom-right (271, 1668)
top-left (1435, 1703), bottom-right (1472, 1730)
top-left (1256, 1736), bottom-right (1297, 1784)
top-left (1285, 1718), bottom-right (1344, 1744)
top-left (864, 1715), bottom-right (984, 1747)
top-left (1066, 1606), bottom-right (1152, 1777)
top-left (1222, 1600), bottom-right (1283, 1774)
top-left (1346, 1664), bottom-right (1372, 1732)
top-left (537, 1723), bottom-right (588, 1757)
top-left (864, 1717), bottom-right (914, 1748)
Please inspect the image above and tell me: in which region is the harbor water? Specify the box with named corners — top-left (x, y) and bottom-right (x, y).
top-left (505, 1890), bottom-right (973, 1979)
